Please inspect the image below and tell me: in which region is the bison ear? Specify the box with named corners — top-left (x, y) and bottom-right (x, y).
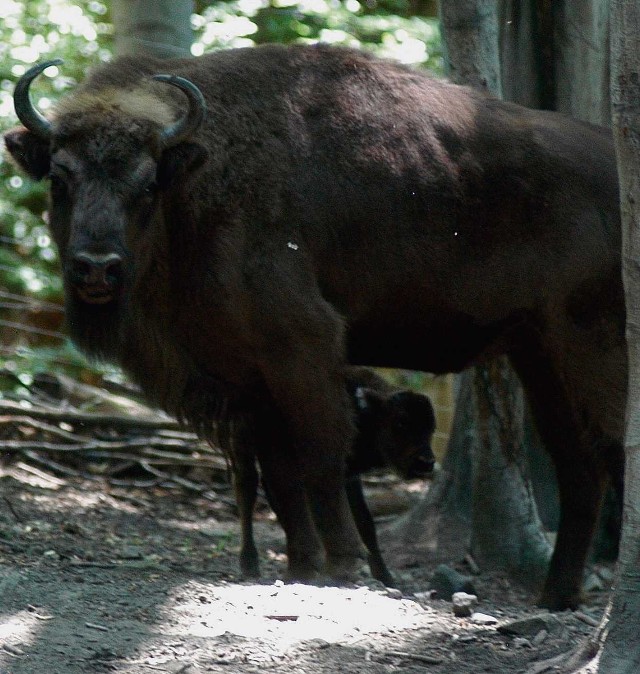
top-left (355, 386), bottom-right (385, 415)
top-left (157, 141), bottom-right (208, 189)
top-left (4, 127), bottom-right (51, 181)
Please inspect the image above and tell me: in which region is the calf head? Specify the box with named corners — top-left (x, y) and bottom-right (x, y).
top-left (4, 61), bottom-right (208, 359)
top-left (357, 386), bottom-right (436, 479)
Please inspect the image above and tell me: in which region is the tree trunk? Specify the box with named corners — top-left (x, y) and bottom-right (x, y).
top-left (439, 0), bottom-right (503, 95)
top-left (470, 359), bottom-right (551, 582)
top-left (597, 1), bottom-right (640, 670)
top-left (553, 0), bottom-right (611, 125)
top-left (112, 0), bottom-right (194, 59)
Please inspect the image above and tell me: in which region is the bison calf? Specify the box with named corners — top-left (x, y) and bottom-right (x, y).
top-left (225, 367), bottom-right (436, 586)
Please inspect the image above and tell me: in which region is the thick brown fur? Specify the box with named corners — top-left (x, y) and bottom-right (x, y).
top-left (4, 44), bottom-right (625, 609)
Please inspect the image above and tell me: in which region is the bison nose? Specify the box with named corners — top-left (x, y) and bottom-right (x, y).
top-left (70, 252), bottom-right (123, 303)
top-left (407, 452), bottom-right (436, 478)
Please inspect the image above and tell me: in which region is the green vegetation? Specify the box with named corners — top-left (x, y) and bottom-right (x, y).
top-left (0, 0), bottom-right (440, 391)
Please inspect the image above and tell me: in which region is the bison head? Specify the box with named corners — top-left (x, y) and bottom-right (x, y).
top-left (4, 61), bottom-right (208, 359)
top-left (358, 386), bottom-right (437, 479)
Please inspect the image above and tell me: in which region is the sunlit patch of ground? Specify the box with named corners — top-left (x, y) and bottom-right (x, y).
top-left (161, 580), bottom-right (433, 649)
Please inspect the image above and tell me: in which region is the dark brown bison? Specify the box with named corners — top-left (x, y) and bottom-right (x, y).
top-left (224, 366), bottom-right (436, 585)
top-left (5, 44), bottom-right (625, 610)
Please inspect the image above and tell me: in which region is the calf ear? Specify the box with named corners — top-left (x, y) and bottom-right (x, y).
top-left (4, 127), bottom-right (51, 180)
top-left (357, 386), bottom-right (386, 415)
top-left (157, 141), bottom-right (208, 189)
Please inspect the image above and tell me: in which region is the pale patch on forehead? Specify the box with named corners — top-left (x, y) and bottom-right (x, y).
top-left (54, 85), bottom-right (176, 127)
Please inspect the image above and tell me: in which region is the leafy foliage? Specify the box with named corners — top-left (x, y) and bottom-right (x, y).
top-left (0, 0), bottom-right (440, 390)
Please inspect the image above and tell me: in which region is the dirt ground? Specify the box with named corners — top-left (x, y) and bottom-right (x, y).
top-left (0, 462), bottom-right (610, 674)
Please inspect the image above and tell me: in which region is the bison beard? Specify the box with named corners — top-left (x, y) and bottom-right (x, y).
top-left (4, 44), bottom-right (625, 610)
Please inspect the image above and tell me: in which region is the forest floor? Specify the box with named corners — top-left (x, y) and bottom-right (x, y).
top-left (0, 457), bottom-right (613, 674)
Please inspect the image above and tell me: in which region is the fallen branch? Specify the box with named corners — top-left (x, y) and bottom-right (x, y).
top-left (0, 399), bottom-right (182, 431)
top-left (381, 650), bottom-right (444, 665)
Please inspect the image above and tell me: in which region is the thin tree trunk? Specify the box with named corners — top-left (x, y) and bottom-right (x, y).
top-left (112, 0), bottom-right (194, 59)
top-left (439, 0), bottom-right (503, 95)
top-left (598, 1), bottom-right (640, 670)
top-left (471, 359), bottom-right (551, 582)
top-left (530, 2), bottom-right (639, 670)
top-left (553, 0), bottom-right (611, 125)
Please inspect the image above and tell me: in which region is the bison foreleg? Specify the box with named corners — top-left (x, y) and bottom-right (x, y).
top-left (256, 301), bottom-right (367, 580)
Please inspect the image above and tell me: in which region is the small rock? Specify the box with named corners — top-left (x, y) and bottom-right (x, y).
top-left (574, 611), bottom-right (600, 627)
top-left (385, 588), bottom-right (403, 600)
top-left (513, 637), bottom-right (533, 649)
top-left (452, 592), bottom-right (478, 617)
top-left (414, 590), bottom-right (436, 601)
top-left (470, 612), bottom-right (498, 625)
top-left (532, 629), bottom-right (549, 645)
top-left (430, 564), bottom-right (476, 601)
top-left (363, 579), bottom-right (386, 592)
top-left (119, 546), bottom-right (144, 560)
top-left (498, 613), bottom-right (564, 638)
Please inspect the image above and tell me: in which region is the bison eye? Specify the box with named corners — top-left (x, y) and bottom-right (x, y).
top-left (48, 172), bottom-right (67, 195)
top-left (143, 181), bottom-right (158, 197)
top-left (48, 162), bottom-right (72, 194)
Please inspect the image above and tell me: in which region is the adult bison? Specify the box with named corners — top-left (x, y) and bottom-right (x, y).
top-left (224, 366), bottom-right (436, 585)
top-left (5, 44), bottom-right (625, 610)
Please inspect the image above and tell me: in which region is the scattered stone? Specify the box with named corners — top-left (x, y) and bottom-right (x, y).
top-left (362, 579), bottom-right (386, 592)
top-left (413, 590), bottom-right (436, 602)
top-left (119, 545), bottom-right (144, 560)
top-left (385, 588), bottom-right (403, 600)
top-left (514, 637), bottom-right (533, 649)
top-left (574, 611), bottom-right (599, 627)
top-left (430, 564), bottom-right (476, 600)
top-left (532, 629), bottom-right (549, 646)
top-left (452, 592), bottom-right (478, 617)
top-left (498, 613), bottom-right (564, 638)
top-left (470, 612), bottom-right (498, 626)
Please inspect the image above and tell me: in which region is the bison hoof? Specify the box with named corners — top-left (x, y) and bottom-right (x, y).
top-left (285, 552), bottom-right (324, 583)
top-left (239, 556), bottom-right (260, 579)
top-left (538, 588), bottom-right (583, 612)
top-left (325, 554), bottom-right (369, 583)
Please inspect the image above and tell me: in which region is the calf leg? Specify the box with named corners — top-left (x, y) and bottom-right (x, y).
top-left (345, 475), bottom-right (395, 587)
top-left (226, 417), bottom-right (262, 578)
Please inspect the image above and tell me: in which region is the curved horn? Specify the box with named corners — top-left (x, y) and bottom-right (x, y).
top-left (14, 59), bottom-right (63, 141)
top-left (152, 74), bottom-right (206, 147)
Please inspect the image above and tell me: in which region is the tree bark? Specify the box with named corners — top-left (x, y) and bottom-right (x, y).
top-left (597, 1), bottom-right (640, 670)
top-left (439, 0), bottom-right (503, 95)
top-left (112, 0), bottom-right (194, 59)
top-left (470, 359), bottom-right (551, 582)
top-left (553, 0), bottom-right (611, 125)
